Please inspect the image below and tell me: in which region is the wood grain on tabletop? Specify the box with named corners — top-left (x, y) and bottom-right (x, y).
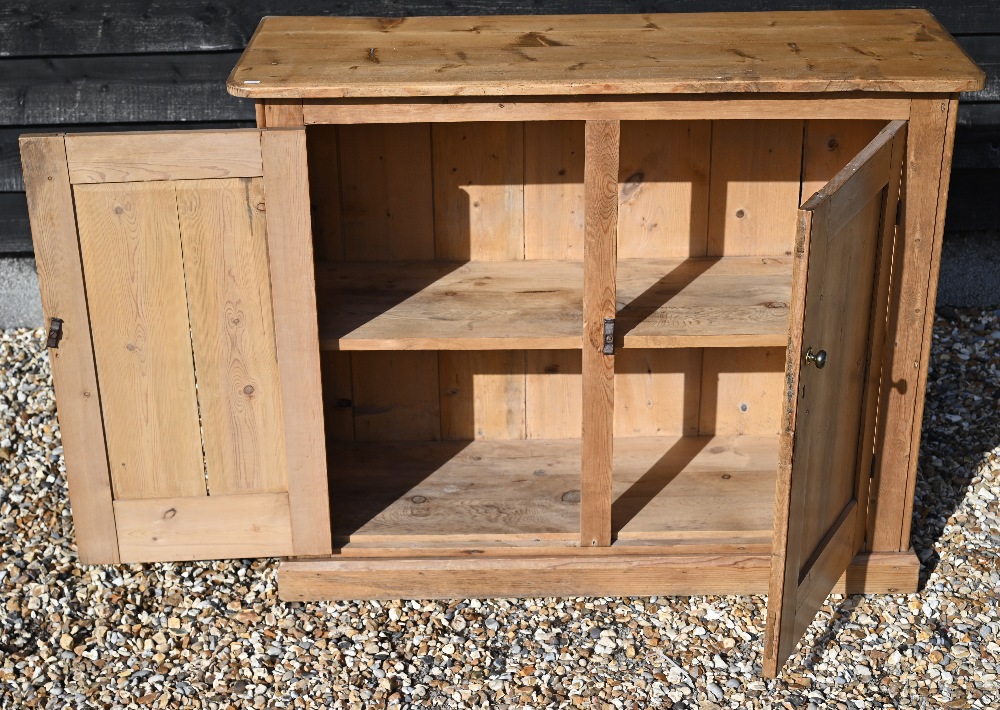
top-left (228, 11), bottom-right (985, 98)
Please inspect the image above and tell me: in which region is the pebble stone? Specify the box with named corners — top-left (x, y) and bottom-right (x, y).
top-left (1, 309), bottom-right (999, 708)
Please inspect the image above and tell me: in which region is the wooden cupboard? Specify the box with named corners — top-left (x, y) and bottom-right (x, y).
top-left (21, 9), bottom-right (983, 676)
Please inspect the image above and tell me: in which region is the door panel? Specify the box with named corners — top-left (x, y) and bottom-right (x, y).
top-left (763, 120), bottom-right (907, 676)
top-left (25, 129), bottom-right (331, 563)
top-left (76, 181), bottom-right (206, 500)
top-left (176, 178), bottom-right (287, 496)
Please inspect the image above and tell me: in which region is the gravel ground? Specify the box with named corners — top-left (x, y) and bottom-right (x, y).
top-left (0, 309), bottom-right (998, 709)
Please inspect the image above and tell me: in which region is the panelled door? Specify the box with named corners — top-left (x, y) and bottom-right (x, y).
top-left (21, 129), bottom-right (330, 563)
top-left (763, 121), bottom-right (907, 676)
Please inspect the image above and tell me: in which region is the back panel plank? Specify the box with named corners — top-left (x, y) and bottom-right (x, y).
top-left (615, 349), bottom-right (702, 437)
top-left (699, 347), bottom-right (785, 436)
top-left (75, 181), bottom-right (206, 500)
top-left (526, 350), bottom-right (582, 440)
top-left (440, 351), bottom-right (527, 440)
top-left (176, 178), bottom-right (287, 495)
top-left (618, 121), bottom-right (711, 259)
top-left (524, 121), bottom-right (585, 260)
top-left (352, 351), bottom-right (441, 442)
top-left (433, 122), bottom-right (524, 260)
top-left (707, 120), bottom-right (803, 257)
top-left (801, 120), bottom-right (887, 203)
top-left (339, 123), bottom-right (435, 261)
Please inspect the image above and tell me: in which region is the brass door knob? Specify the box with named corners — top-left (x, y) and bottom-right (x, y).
top-left (805, 347), bottom-right (827, 369)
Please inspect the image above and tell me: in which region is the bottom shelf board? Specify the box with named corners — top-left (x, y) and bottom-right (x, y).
top-left (328, 435), bottom-right (777, 551)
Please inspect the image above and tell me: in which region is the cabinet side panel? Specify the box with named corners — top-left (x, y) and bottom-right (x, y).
top-left (439, 351), bottom-right (527, 440)
top-left (306, 126), bottom-right (344, 262)
top-left (706, 120), bottom-right (803, 257)
top-left (176, 177), bottom-right (287, 495)
top-left (524, 121), bottom-right (585, 260)
top-left (321, 351), bottom-right (355, 443)
top-left (20, 135), bottom-right (119, 563)
top-left (75, 181), bottom-right (207, 500)
top-left (618, 121), bottom-right (711, 259)
top-left (433, 122), bottom-right (524, 260)
top-left (338, 123), bottom-right (435, 261)
top-left (898, 99), bottom-right (959, 548)
top-left (871, 97), bottom-right (957, 551)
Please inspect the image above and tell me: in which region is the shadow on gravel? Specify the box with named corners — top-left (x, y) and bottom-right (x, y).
top-left (909, 307), bottom-right (1000, 587)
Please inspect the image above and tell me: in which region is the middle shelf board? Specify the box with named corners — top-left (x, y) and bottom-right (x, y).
top-left (316, 257), bottom-right (793, 351)
top-left (328, 435), bottom-right (777, 552)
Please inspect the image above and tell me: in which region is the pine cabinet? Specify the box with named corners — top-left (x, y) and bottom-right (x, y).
top-left (22, 9), bottom-right (983, 675)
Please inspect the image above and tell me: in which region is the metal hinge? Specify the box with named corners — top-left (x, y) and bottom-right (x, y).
top-left (46, 318), bottom-right (64, 349)
top-left (603, 318), bottom-right (615, 355)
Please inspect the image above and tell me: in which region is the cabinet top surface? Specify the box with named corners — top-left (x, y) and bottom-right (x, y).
top-left (228, 9), bottom-right (984, 99)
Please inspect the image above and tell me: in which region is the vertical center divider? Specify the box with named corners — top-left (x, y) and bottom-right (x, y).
top-left (581, 119), bottom-right (620, 547)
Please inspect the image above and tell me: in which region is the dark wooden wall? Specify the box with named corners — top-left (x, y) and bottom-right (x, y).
top-left (1, 0), bottom-right (998, 253)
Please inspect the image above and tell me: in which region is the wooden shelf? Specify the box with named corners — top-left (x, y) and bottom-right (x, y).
top-left (618, 257), bottom-right (793, 348)
top-left (328, 435), bottom-right (777, 552)
top-left (316, 257), bottom-right (792, 351)
top-left (316, 260), bottom-right (583, 351)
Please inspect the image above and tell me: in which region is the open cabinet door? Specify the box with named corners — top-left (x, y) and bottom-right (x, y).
top-left (763, 121), bottom-right (906, 676)
top-left (21, 129), bottom-right (330, 563)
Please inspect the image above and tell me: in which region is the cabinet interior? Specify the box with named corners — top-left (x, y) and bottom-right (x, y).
top-left (306, 118), bottom-right (888, 555)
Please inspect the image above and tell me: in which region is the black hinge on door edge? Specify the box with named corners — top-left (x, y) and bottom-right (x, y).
top-left (46, 318), bottom-right (64, 348)
top-left (603, 318), bottom-right (615, 355)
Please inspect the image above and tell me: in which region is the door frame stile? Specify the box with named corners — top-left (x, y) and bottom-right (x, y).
top-left (261, 128), bottom-right (332, 556)
top-left (20, 134), bottom-right (120, 564)
top-left (763, 205), bottom-right (814, 677)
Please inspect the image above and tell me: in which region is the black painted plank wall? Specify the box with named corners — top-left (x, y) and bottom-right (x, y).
top-left (1, 0), bottom-right (998, 253)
